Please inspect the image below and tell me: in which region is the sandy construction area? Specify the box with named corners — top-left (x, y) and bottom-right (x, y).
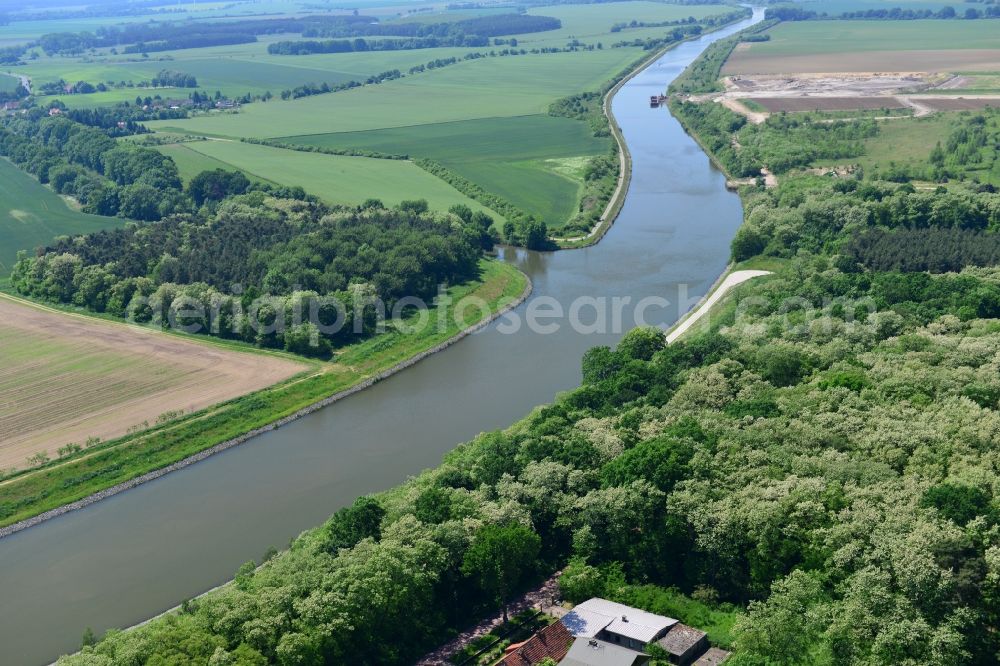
top-left (0, 296), bottom-right (306, 470)
top-left (724, 49), bottom-right (1000, 76)
top-left (749, 96), bottom-right (908, 113)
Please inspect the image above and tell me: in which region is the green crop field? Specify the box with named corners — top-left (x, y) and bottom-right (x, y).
top-left (0, 73), bottom-right (18, 92)
top-left (282, 115), bottom-right (610, 225)
top-left (148, 49), bottom-right (640, 137)
top-left (519, 1), bottom-right (721, 47)
top-left (155, 141), bottom-right (255, 183)
top-left (0, 159), bottom-right (125, 278)
top-left (172, 140), bottom-right (503, 214)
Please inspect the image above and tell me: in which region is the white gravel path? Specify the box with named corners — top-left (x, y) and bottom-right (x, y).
top-left (666, 269), bottom-right (771, 343)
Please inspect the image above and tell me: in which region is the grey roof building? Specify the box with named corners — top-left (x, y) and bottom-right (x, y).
top-left (656, 623), bottom-right (709, 666)
top-left (561, 598), bottom-right (678, 652)
top-left (559, 638), bottom-right (651, 666)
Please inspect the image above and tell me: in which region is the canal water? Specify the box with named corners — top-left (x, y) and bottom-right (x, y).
top-left (0, 10), bottom-right (762, 664)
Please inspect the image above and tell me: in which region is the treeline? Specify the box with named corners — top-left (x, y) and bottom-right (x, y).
top-left (60, 101), bottom-right (188, 131)
top-left (732, 178), bottom-right (1000, 261)
top-left (299, 13), bottom-right (560, 39)
top-left (611, 6), bottom-right (749, 33)
top-left (766, 5), bottom-right (1000, 21)
top-left (150, 69), bottom-right (197, 88)
top-left (280, 70), bottom-right (401, 100)
top-left (268, 13), bottom-right (559, 54)
top-left (35, 15), bottom-right (381, 55)
top-left (845, 227), bottom-right (1000, 272)
top-left (611, 24), bottom-right (703, 49)
top-left (11, 196), bottom-right (496, 357)
top-left (0, 114), bottom-right (284, 219)
top-left (269, 34), bottom-right (492, 55)
top-left (0, 115), bottom-right (190, 219)
top-left (242, 137), bottom-right (407, 161)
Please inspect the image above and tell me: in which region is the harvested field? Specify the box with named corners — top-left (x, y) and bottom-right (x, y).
top-left (748, 96), bottom-right (906, 112)
top-left (911, 97), bottom-right (1000, 111)
top-left (724, 20), bottom-right (1000, 75)
top-left (0, 296), bottom-right (305, 471)
top-left (726, 49), bottom-right (1000, 75)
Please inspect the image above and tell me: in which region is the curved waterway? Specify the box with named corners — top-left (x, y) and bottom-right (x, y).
top-left (0, 11), bottom-right (762, 664)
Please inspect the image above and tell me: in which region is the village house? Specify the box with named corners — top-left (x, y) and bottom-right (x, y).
top-left (502, 620), bottom-right (573, 666)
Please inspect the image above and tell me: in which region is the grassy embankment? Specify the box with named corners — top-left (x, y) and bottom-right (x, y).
top-left (0, 258), bottom-right (528, 531)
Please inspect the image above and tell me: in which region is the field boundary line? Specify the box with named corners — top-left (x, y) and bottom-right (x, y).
top-left (0, 273), bottom-right (532, 540)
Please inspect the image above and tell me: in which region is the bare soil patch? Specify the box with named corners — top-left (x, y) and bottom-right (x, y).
top-left (724, 49), bottom-right (1000, 75)
top-left (911, 97), bottom-right (1000, 111)
top-left (0, 296), bottom-right (305, 470)
top-left (749, 96), bottom-right (907, 112)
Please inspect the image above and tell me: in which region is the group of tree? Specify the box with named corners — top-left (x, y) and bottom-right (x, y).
top-left (671, 100), bottom-right (879, 176)
top-left (299, 13), bottom-right (560, 39)
top-left (33, 15), bottom-right (379, 55)
top-left (10, 186), bottom-right (498, 356)
top-left (149, 70), bottom-right (197, 88)
top-left (280, 70), bottom-right (400, 100)
top-left (268, 13), bottom-right (559, 54)
top-left (611, 6), bottom-right (749, 34)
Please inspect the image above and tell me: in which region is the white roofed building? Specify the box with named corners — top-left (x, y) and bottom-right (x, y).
top-left (560, 598), bottom-right (678, 652)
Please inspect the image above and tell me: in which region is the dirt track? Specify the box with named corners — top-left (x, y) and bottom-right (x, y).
top-left (0, 296), bottom-right (305, 470)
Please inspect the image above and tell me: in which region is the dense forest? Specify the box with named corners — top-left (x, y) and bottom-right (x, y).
top-left (10, 191), bottom-right (496, 357)
top-left (60, 19), bottom-right (1000, 666)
